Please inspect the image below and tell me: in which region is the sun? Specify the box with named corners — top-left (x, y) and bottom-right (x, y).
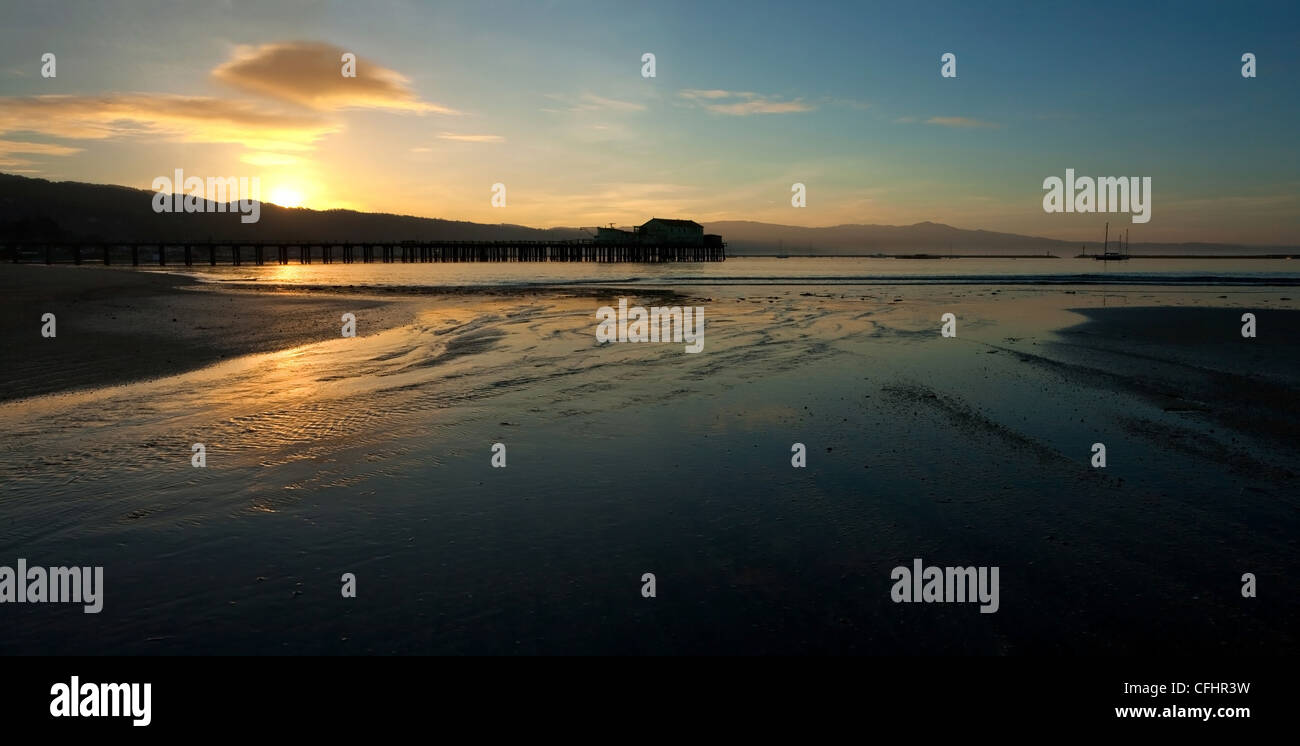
top-left (268, 184), bottom-right (306, 208)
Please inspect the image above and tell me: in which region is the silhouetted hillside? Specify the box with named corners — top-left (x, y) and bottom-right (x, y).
top-left (0, 173), bottom-right (589, 243)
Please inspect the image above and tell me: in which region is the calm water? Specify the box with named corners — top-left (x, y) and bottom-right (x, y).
top-left (149, 256), bottom-right (1300, 288)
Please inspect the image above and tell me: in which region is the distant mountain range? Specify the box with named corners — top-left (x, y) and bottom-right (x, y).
top-left (705, 220), bottom-right (1299, 256)
top-left (2, 173), bottom-right (1294, 256)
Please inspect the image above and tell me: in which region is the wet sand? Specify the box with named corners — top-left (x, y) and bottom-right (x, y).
top-left (0, 268), bottom-right (1296, 655)
top-left (0, 265), bottom-right (420, 402)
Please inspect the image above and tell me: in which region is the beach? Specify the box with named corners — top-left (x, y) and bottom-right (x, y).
top-left (0, 265), bottom-right (422, 402)
top-left (0, 263), bottom-right (1296, 654)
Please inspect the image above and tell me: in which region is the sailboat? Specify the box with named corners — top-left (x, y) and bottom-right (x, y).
top-left (1095, 221), bottom-right (1130, 261)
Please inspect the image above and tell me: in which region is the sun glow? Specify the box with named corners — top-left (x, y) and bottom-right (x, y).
top-left (268, 184), bottom-right (306, 208)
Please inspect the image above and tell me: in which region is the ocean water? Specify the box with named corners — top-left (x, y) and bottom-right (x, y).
top-left (153, 256), bottom-right (1300, 288)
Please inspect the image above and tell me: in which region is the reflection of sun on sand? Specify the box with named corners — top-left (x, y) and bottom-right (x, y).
top-left (0, 265), bottom-right (420, 402)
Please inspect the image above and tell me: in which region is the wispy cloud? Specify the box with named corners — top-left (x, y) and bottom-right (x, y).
top-left (678, 89), bottom-right (733, 100)
top-left (0, 139), bottom-right (83, 157)
top-left (212, 41), bottom-right (458, 114)
top-left (678, 89), bottom-right (813, 115)
top-left (544, 92), bottom-right (646, 113)
top-left (580, 93), bottom-right (644, 112)
top-left (0, 94), bottom-right (338, 151)
top-left (0, 138), bottom-right (83, 169)
top-left (924, 116), bottom-right (999, 128)
top-left (437, 132), bottom-right (504, 143)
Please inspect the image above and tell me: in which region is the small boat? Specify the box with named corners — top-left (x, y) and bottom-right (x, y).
top-left (1094, 222), bottom-right (1130, 260)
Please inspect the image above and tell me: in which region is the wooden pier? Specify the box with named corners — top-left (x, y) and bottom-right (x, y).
top-left (1, 239), bottom-right (725, 266)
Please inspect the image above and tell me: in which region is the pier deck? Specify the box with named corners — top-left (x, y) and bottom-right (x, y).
top-left (1, 239), bottom-right (726, 265)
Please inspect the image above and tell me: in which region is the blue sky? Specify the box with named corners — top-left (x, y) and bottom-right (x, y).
top-left (1, 0), bottom-right (1297, 242)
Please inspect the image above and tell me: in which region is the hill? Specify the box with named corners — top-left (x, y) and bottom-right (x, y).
top-left (1, 173), bottom-right (1293, 255)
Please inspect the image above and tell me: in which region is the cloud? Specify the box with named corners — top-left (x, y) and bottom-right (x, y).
top-left (924, 116), bottom-right (999, 128)
top-left (543, 92), bottom-right (646, 113)
top-left (212, 41), bottom-right (457, 114)
top-left (0, 139), bottom-right (83, 156)
top-left (580, 93), bottom-right (644, 112)
top-left (678, 89), bottom-right (734, 100)
top-left (708, 99), bottom-right (812, 115)
top-left (0, 94), bottom-right (338, 151)
top-left (678, 89), bottom-right (813, 115)
top-left (0, 139), bottom-right (83, 171)
top-left (437, 132), bottom-right (504, 142)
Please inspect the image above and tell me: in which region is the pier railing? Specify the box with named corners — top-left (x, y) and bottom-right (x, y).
top-left (0, 239), bottom-right (725, 265)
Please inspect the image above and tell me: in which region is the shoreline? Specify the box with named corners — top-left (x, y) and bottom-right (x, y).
top-left (0, 265), bottom-right (700, 403)
top-left (4, 263), bottom-right (1297, 403)
top-left (0, 265), bottom-right (422, 403)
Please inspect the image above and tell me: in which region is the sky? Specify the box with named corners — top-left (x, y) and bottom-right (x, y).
top-left (1, 0), bottom-right (1297, 243)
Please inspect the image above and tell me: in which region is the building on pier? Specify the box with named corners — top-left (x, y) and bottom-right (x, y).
top-left (594, 218), bottom-right (714, 247)
top-left (595, 226), bottom-right (637, 243)
top-left (639, 218), bottom-right (703, 245)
